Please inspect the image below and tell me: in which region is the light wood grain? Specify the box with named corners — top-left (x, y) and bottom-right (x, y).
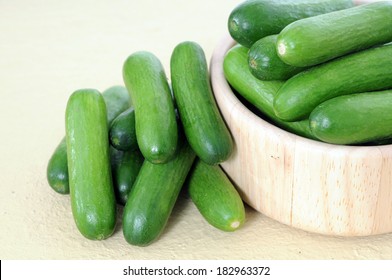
top-left (210, 34), bottom-right (392, 236)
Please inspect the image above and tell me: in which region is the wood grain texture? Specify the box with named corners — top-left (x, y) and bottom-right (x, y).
top-left (210, 33), bottom-right (392, 236)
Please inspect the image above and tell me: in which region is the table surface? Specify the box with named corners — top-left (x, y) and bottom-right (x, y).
top-left (1, 0), bottom-right (391, 260)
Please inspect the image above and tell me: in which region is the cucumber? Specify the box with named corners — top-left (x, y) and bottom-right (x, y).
top-left (277, 1), bottom-right (392, 67)
top-left (123, 51), bottom-right (178, 164)
top-left (110, 148), bottom-right (144, 206)
top-left (187, 159), bottom-right (245, 232)
top-left (102, 85), bottom-right (133, 125)
top-left (47, 85), bottom-right (131, 194)
top-left (122, 139), bottom-right (196, 246)
top-left (223, 44), bottom-right (315, 140)
top-left (170, 41), bottom-right (233, 165)
top-left (248, 35), bottom-right (306, 81)
top-left (109, 107), bottom-right (137, 151)
top-left (309, 90), bottom-right (392, 145)
top-left (66, 89), bottom-right (116, 240)
top-left (228, 0), bottom-right (353, 48)
top-left (273, 43), bottom-right (392, 122)
top-left (46, 138), bottom-right (68, 194)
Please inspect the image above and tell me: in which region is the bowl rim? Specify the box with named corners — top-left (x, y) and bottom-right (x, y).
top-left (210, 32), bottom-right (392, 152)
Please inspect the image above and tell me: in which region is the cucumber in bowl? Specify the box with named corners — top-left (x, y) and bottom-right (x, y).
top-left (248, 34), bottom-right (306, 81)
top-left (309, 89), bottom-right (392, 145)
top-left (277, 1), bottom-right (392, 67)
top-left (273, 43), bottom-right (392, 122)
top-left (228, 0), bottom-right (353, 48)
top-left (223, 44), bottom-right (315, 140)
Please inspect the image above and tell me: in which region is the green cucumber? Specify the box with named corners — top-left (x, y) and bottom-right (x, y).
top-left (273, 43), bottom-right (392, 122)
top-left (228, 0), bottom-right (353, 48)
top-left (47, 85), bottom-right (131, 194)
top-left (109, 107), bottom-right (137, 151)
top-left (187, 159), bottom-right (245, 232)
top-left (46, 138), bottom-right (68, 194)
top-left (277, 1), bottom-right (392, 67)
top-left (102, 85), bottom-right (133, 125)
top-left (122, 139), bottom-right (196, 246)
top-left (223, 44), bottom-right (315, 140)
top-left (110, 148), bottom-right (144, 206)
top-left (170, 41), bottom-right (233, 165)
top-left (248, 35), bottom-right (306, 81)
top-left (123, 51), bottom-right (178, 164)
top-left (309, 90), bottom-right (392, 145)
top-left (66, 89), bottom-right (116, 240)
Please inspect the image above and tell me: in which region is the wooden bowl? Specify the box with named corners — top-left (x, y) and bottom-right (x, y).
top-left (210, 34), bottom-right (392, 237)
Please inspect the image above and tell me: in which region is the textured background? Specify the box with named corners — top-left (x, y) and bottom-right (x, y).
top-left (1, 0), bottom-right (391, 259)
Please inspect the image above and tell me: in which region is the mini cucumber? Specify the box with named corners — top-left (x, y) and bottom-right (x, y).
top-left (309, 89), bottom-right (392, 145)
top-left (228, 0), bottom-right (353, 48)
top-left (110, 148), bottom-right (144, 206)
top-left (170, 41), bottom-right (233, 165)
top-left (102, 85), bottom-right (133, 126)
top-left (109, 107), bottom-right (137, 151)
top-left (187, 159), bottom-right (245, 232)
top-left (66, 89), bottom-right (116, 240)
top-left (277, 1), bottom-right (392, 67)
top-left (248, 35), bottom-right (306, 81)
top-left (122, 139), bottom-right (196, 246)
top-left (273, 43), bottom-right (392, 122)
top-left (123, 51), bottom-right (178, 164)
top-left (46, 138), bottom-right (68, 194)
top-left (47, 85), bottom-right (131, 194)
top-left (223, 44), bottom-right (315, 140)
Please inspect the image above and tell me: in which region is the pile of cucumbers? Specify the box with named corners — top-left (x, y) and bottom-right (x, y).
top-left (47, 42), bottom-right (246, 246)
top-left (226, 0), bottom-right (392, 145)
